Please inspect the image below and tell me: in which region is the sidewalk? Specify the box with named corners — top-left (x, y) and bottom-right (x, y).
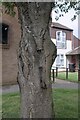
top-left (2, 84), bottom-right (19, 94)
top-left (1, 79), bottom-right (78, 94)
top-left (52, 79), bottom-right (78, 89)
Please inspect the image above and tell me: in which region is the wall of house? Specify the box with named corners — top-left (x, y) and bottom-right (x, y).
top-left (67, 55), bottom-right (79, 70)
top-left (75, 55), bottom-right (79, 69)
top-left (73, 36), bottom-right (80, 49)
top-left (0, 7), bottom-right (21, 85)
top-left (50, 27), bottom-right (73, 41)
top-left (51, 38), bottom-right (72, 69)
top-left (71, 55), bottom-right (79, 69)
top-left (66, 56), bottom-right (71, 68)
top-left (50, 26), bottom-right (73, 69)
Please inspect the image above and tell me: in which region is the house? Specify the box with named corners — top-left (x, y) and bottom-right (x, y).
top-left (0, 7), bottom-right (21, 85)
top-left (66, 35), bottom-right (80, 70)
top-left (50, 22), bottom-right (73, 69)
top-left (66, 45), bottom-right (80, 70)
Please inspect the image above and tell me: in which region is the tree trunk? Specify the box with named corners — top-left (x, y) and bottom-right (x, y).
top-left (16, 2), bottom-right (57, 118)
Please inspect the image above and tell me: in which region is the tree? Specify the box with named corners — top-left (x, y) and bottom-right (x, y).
top-left (3, 1), bottom-right (80, 118)
top-left (16, 2), bottom-right (56, 118)
top-left (3, 2), bottom-right (57, 118)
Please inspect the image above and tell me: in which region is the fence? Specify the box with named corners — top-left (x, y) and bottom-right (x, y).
top-left (52, 67), bottom-right (80, 82)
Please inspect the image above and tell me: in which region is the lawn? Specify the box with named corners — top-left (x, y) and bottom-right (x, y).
top-left (53, 89), bottom-right (78, 118)
top-left (55, 72), bottom-right (78, 82)
top-left (2, 88), bottom-right (78, 118)
top-left (2, 93), bottom-right (20, 118)
top-left (0, 94), bottom-right (2, 119)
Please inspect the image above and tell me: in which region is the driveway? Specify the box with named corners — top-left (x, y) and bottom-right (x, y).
top-left (1, 79), bottom-right (78, 94)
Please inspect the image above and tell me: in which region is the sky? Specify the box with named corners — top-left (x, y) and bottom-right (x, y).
top-left (52, 8), bottom-right (80, 39)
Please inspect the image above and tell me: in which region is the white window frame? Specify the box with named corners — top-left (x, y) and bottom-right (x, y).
top-left (56, 31), bottom-right (66, 49)
top-left (56, 54), bottom-right (64, 67)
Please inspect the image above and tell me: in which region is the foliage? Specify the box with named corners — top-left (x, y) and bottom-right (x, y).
top-left (2, 2), bottom-right (16, 16)
top-left (53, 1), bottom-right (80, 21)
top-left (2, 1), bottom-right (80, 20)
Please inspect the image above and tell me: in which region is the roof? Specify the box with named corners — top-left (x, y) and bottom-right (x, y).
top-left (66, 46), bottom-right (80, 55)
top-left (51, 22), bottom-right (73, 31)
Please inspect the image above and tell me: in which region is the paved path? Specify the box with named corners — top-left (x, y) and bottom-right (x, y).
top-left (52, 79), bottom-right (78, 89)
top-left (1, 79), bottom-right (78, 94)
top-left (2, 84), bottom-right (19, 94)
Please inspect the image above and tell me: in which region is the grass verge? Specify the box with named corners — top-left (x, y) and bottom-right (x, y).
top-left (53, 89), bottom-right (78, 118)
top-left (2, 92), bottom-right (20, 118)
top-left (56, 72), bottom-right (78, 82)
top-left (2, 89), bottom-right (78, 118)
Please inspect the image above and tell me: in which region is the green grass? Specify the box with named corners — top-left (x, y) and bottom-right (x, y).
top-left (2, 92), bottom-right (20, 118)
top-left (0, 94), bottom-right (2, 119)
top-left (53, 89), bottom-right (78, 118)
top-left (56, 72), bottom-right (78, 82)
top-left (2, 89), bottom-right (78, 118)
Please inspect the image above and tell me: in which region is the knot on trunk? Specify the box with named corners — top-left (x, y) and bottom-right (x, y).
top-left (39, 67), bottom-right (47, 89)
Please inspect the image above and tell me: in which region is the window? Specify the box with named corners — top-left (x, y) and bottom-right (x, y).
top-left (57, 32), bottom-right (61, 41)
top-left (56, 54), bottom-right (64, 67)
top-left (56, 31), bottom-right (66, 49)
top-left (0, 23), bottom-right (9, 46)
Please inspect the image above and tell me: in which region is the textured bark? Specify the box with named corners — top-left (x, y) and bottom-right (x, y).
top-left (17, 2), bottom-right (57, 118)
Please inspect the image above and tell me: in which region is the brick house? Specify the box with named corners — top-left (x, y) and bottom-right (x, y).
top-left (50, 22), bottom-right (80, 70)
top-left (66, 37), bottom-right (80, 70)
top-left (0, 7), bottom-right (21, 85)
top-left (50, 22), bottom-right (73, 69)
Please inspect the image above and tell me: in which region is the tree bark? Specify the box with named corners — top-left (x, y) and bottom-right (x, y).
top-left (16, 2), bottom-right (57, 118)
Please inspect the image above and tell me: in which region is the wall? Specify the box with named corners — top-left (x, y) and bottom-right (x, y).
top-left (73, 36), bottom-right (80, 49)
top-left (50, 27), bottom-right (73, 41)
top-left (67, 55), bottom-right (79, 70)
top-left (51, 38), bottom-right (72, 69)
top-left (0, 7), bottom-right (21, 85)
top-left (50, 26), bottom-right (73, 69)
